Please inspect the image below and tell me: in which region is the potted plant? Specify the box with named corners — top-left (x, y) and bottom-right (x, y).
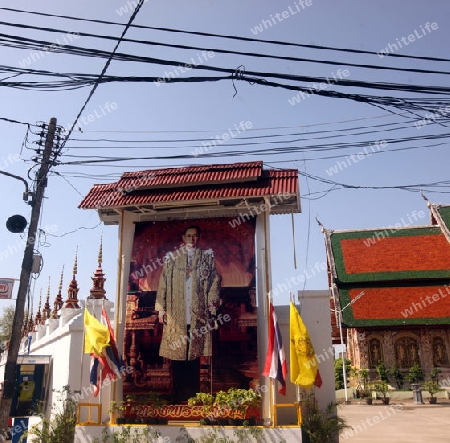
top-left (362, 392), bottom-right (373, 405)
top-left (407, 364), bottom-right (425, 385)
top-left (390, 365), bottom-right (404, 389)
top-left (301, 398), bottom-right (352, 443)
top-left (372, 381), bottom-right (390, 405)
top-left (108, 401), bottom-right (123, 425)
top-left (430, 367), bottom-right (441, 383)
top-left (354, 369), bottom-right (372, 404)
top-left (376, 363), bottom-right (389, 383)
top-left (349, 367), bottom-right (361, 398)
top-left (187, 392), bottom-right (215, 425)
top-left (187, 392), bottom-right (214, 408)
top-left (423, 381), bottom-right (442, 404)
top-left (213, 388), bottom-right (261, 425)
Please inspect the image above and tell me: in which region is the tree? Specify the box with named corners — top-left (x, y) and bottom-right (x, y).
top-left (0, 305), bottom-right (15, 344)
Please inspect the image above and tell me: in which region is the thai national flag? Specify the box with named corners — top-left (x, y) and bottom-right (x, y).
top-left (86, 308), bottom-right (126, 397)
top-left (101, 307), bottom-right (125, 377)
top-left (89, 356), bottom-right (101, 397)
top-left (262, 301), bottom-right (288, 395)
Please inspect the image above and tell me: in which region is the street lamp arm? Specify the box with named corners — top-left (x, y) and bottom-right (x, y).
top-left (0, 170), bottom-right (31, 201)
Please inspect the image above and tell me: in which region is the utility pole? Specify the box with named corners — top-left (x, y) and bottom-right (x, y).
top-left (0, 118), bottom-right (57, 437)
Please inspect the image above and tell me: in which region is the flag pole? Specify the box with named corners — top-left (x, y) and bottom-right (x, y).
top-left (267, 292), bottom-right (276, 426)
top-left (112, 209), bottom-right (125, 408)
top-left (99, 299), bottom-right (105, 411)
top-left (263, 198), bottom-right (275, 426)
top-left (290, 292), bottom-right (301, 407)
top-left (79, 301), bottom-right (87, 405)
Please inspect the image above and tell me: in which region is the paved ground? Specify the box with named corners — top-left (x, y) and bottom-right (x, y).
top-left (338, 399), bottom-right (450, 442)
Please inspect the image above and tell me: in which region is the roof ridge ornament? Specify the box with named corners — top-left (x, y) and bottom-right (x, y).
top-left (64, 249), bottom-right (80, 309)
top-left (52, 265), bottom-right (65, 318)
top-left (89, 237), bottom-right (107, 300)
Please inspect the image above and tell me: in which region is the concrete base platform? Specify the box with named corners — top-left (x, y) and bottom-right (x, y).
top-left (75, 424), bottom-right (301, 442)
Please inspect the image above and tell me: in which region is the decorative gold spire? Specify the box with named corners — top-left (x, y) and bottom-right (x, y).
top-left (89, 238), bottom-right (106, 300)
top-left (27, 299), bottom-right (35, 333)
top-left (73, 249), bottom-right (78, 275)
top-left (43, 278), bottom-right (52, 320)
top-left (35, 291), bottom-right (42, 325)
top-left (98, 235), bottom-right (103, 264)
top-left (27, 312), bottom-right (34, 334)
top-left (64, 250), bottom-right (80, 309)
top-left (52, 265), bottom-right (65, 318)
top-left (22, 311), bottom-right (29, 336)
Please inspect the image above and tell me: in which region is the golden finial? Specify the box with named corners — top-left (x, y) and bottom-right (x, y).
top-left (43, 277), bottom-right (51, 320)
top-left (58, 265), bottom-right (64, 291)
top-left (73, 248), bottom-right (78, 276)
top-left (98, 235), bottom-right (103, 264)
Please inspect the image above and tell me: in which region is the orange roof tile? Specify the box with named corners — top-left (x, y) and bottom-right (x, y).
top-left (341, 234), bottom-right (450, 274)
top-left (329, 227), bottom-right (450, 283)
top-left (117, 161), bottom-right (263, 190)
top-left (79, 162), bottom-right (299, 214)
top-left (340, 286), bottom-right (450, 326)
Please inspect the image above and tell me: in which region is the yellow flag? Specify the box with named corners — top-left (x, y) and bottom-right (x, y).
top-left (84, 309), bottom-right (110, 355)
top-left (290, 302), bottom-right (320, 388)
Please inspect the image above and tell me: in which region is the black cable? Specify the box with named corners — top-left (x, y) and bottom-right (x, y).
top-left (59, 0), bottom-right (146, 150)
top-left (2, 7), bottom-right (450, 64)
top-left (57, 138), bottom-right (449, 166)
top-left (2, 66), bottom-right (450, 119)
top-left (2, 33), bottom-right (450, 92)
top-left (0, 116), bottom-right (32, 125)
top-left (64, 118), bottom-right (446, 152)
top-left (2, 20), bottom-right (450, 76)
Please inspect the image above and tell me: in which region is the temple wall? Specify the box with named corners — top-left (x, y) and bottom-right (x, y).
top-left (0, 302), bottom-right (114, 422)
top-left (350, 326), bottom-right (450, 383)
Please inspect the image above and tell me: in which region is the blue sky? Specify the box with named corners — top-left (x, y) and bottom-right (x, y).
top-left (0, 0), bottom-right (449, 310)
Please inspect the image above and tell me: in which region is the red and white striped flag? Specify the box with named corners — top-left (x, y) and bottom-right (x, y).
top-left (262, 301), bottom-right (288, 395)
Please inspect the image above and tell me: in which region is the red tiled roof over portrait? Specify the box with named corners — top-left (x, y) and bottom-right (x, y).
top-left (340, 234), bottom-right (450, 274)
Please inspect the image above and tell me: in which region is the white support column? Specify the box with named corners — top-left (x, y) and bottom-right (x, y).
top-left (255, 205), bottom-right (272, 423)
top-left (111, 209), bottom-right (137, 411)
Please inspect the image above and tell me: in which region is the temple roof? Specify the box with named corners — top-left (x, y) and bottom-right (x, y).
top-left (325, 203), bottom-right (450, 327)
top-left (328, 226), bottom-right (450, 284)
top-left (430, 203), bottom-right (450, 244)
top-left (79, 161), bottom-right (300, 223)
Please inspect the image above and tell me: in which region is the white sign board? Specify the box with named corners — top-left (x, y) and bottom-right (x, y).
top-left (0, 278), bottom-right (14, 299)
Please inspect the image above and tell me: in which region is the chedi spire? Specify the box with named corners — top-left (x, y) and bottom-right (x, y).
top-left (89, 237), bottom-right (106, 300)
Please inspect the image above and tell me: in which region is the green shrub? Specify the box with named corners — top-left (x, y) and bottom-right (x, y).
top-left (430, 367), bottom-right (441, 383)
top-left (334, 358), bottom-right (351, 390)
top-left (423, 381), bottom-right (442, 398)
top-left (24, 385), bottom-right (78, 443)
top-left (376, 363), bottom-right (389, 383)
top-left (407, 364), bottom-right (425, 384)
top-left (301, 398), bottom-right (352, 443)
top-left (390, 366), bottom-right (404, 389)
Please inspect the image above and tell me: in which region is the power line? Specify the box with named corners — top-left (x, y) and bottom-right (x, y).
top-left (2, 20), bottom-right (450, 76)
top-left (0, 116), bottom-right (33, 126)
top-left (2, 6), bottom-right (450, 64)
top-left (59, 0), bottom-right (146, 150)
top-left (64, 118), bottom-right (437, 149)
top-left (2, 66), bottom-right (450, 118)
